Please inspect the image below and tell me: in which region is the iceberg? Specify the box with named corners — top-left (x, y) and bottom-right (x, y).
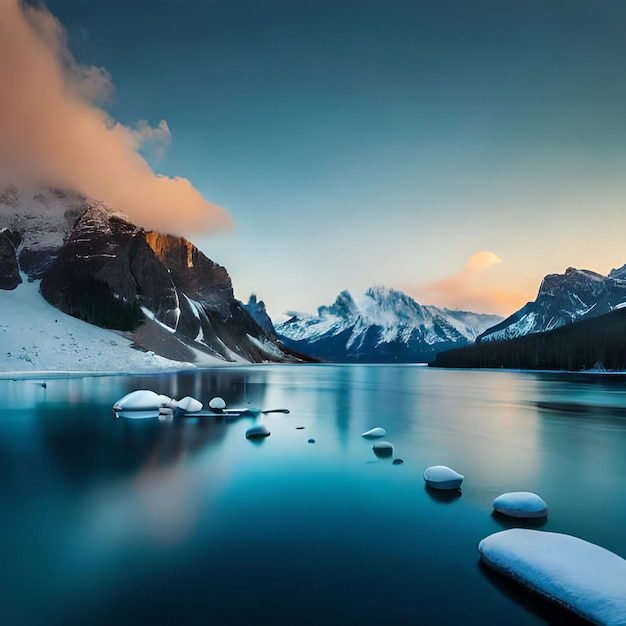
top-left (493, 492), bottom-right (548, 518)
top-left (423, 465), bottom-right (464, 490)
top-left (478, 529), bottom-right (626, 625)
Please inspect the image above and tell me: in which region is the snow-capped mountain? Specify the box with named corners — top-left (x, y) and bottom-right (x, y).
top-left (477, 266), bottom-right (626, 343)
top-left (0, 185), bottom-right (306, 367)
top-left (275, 286), bottom-right (503, 363)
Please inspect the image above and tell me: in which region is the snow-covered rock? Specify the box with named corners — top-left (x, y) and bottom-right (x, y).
top-left (113, 390), bottom-right (169, 412)
top-left (361, 427), bottom-right (386, 438)
top-left (209, 396), bottom-right (227, 410)
top-left (173, 396), bottom-right (203, 413)
top-left (423, 465), bottom-right (464, 490)
top-left (492, 492), bottom-right (548, 518)
top-left (478, 529), bottom-right (626, 625)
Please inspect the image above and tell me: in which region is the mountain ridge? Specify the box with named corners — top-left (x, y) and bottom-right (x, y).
top-left (1, 186), bottom-right (308, 367)
top-left (272, 286), bottom-right (502, 363)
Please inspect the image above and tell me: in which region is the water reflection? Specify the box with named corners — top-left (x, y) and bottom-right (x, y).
top-left (1, 366), bottom-right (626, 625)
top-left (424, 485), bottom-right (462, 504)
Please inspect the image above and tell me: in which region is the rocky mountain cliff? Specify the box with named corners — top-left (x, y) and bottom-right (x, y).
top-left (477, 266), bottom-right (626, 342)
top-left (274, 286), bottom-right (502, 363)
top-left (0, 186), bottom-right (305, 365)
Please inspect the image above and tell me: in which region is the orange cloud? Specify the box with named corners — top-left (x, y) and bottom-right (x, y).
top-left (0, 0), bottom-right (232, 235)
top-left (407, 251), bottom-right (530, 315)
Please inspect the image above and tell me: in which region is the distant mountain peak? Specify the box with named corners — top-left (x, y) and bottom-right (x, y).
top-left (276, 286), bottom-right (502, 363)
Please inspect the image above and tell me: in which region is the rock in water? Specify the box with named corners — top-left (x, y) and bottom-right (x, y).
top-left (361, 427), bottom-right (386, 438)
top-left (492, 492), bottom-right (548, 518)
top-left (478, 529), bottom-right (626, 625)
top-left (372, 441), bottom-right (394, 458)
top-left (423, 465), bottom-right (464, 490)
top-left (246, 423), bottom-right (270, 439)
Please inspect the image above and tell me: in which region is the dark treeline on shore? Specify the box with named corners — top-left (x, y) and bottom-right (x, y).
top-left (430, 307), bottom-right (626, 371)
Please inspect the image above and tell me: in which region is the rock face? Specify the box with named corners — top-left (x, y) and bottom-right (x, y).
top-left (276, 286), bottom-right (502, 363)
top-left (1, 186), bottom-right (305, 365)
top-left (478, 267), bottom-right (626, 342)
top-left (243, 294), bottom-right (278, 339)
top-left (0, 228), bottom-right (21, 290)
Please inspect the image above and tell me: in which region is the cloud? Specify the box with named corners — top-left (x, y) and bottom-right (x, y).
top-left (408, 251), bottom-right (529, 315)
top-left (0, 0), bottom-right (232, 235)
top-left (135, 119), bottom-right (172, 162)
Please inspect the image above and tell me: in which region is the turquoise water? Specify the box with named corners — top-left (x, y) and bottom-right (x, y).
top-left (1, 365), bottom-right (625, 625)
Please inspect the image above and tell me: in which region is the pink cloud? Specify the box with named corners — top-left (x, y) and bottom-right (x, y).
top-left (407, 251), bottom-right (530, 315)
top-left (0, 0), bottom-right (232, 235)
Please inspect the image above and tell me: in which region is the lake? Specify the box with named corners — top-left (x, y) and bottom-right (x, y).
top-left (1, 364), bottom-right (625, 625)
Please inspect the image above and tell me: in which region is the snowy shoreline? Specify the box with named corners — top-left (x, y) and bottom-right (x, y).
top-left (0, 279), bottom-right (231, 374)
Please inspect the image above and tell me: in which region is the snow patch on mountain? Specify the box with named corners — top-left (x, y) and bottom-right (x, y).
top-left (0, 279), bottom-right (219, 374)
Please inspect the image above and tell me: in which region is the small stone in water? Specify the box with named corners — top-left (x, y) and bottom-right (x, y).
top-left (296, 426), bottom-right (305, 430)
top-left (308, 438), bottom-right (316, 444)
top-left (392, 458), bottom-right (404, 465)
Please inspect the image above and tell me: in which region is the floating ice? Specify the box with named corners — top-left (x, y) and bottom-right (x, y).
top-left (113, 390), bottom-right (202, 418)
top-left (361, 427), bottom-right (386, 438)
top-left (423, 465), bottom-right (464, 490)
top-left (174, 396), bottom-right (203, 413)
top-left (478, 529), bottom-right (626, 625)
top-left (113, 390), bottom-right (168, 412)
top-left (209, 396), bottom-right (226, 410)
top-left (372, 441), bottom-right (394, 458)
top-left (493, 492), bottom-right (548, 518)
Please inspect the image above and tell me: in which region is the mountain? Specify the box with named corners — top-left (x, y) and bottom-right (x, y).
top-left (243, 294), bottom-right (278, 339)
top-left (431, 306), bottom-right (626, 371)
top-left (477, 266), bottom-right (626, 342)
top-left (274, 286), bottom-right (503, 363)
top-left (0, 186), bottom-right (306, 367)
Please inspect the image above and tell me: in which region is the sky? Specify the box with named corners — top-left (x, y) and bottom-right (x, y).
top-left (2, 0), bottom-right (626, 320)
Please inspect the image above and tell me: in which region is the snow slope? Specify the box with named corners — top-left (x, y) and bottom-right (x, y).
top-left (0, 279), bottom-right (227, 374)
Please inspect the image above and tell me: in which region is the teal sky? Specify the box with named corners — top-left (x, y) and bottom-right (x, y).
top-left (42, 0), bottom-right (626, 319)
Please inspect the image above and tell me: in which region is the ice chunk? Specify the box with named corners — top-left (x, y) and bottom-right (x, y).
top-left (174, 396), bottom-right (203, 413)
top-left (493, 492), bottom-right (548, 518)
top-left (209, 396), bottom-right (226, 411)
top-left (113, 390), bottom-right (164, 412)
top-left (478, 529), bottom-right (626, 625)
top-left (361, 427), bottom-right (386, 438)
top-left (423, 465), bottom-right (464, 490)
